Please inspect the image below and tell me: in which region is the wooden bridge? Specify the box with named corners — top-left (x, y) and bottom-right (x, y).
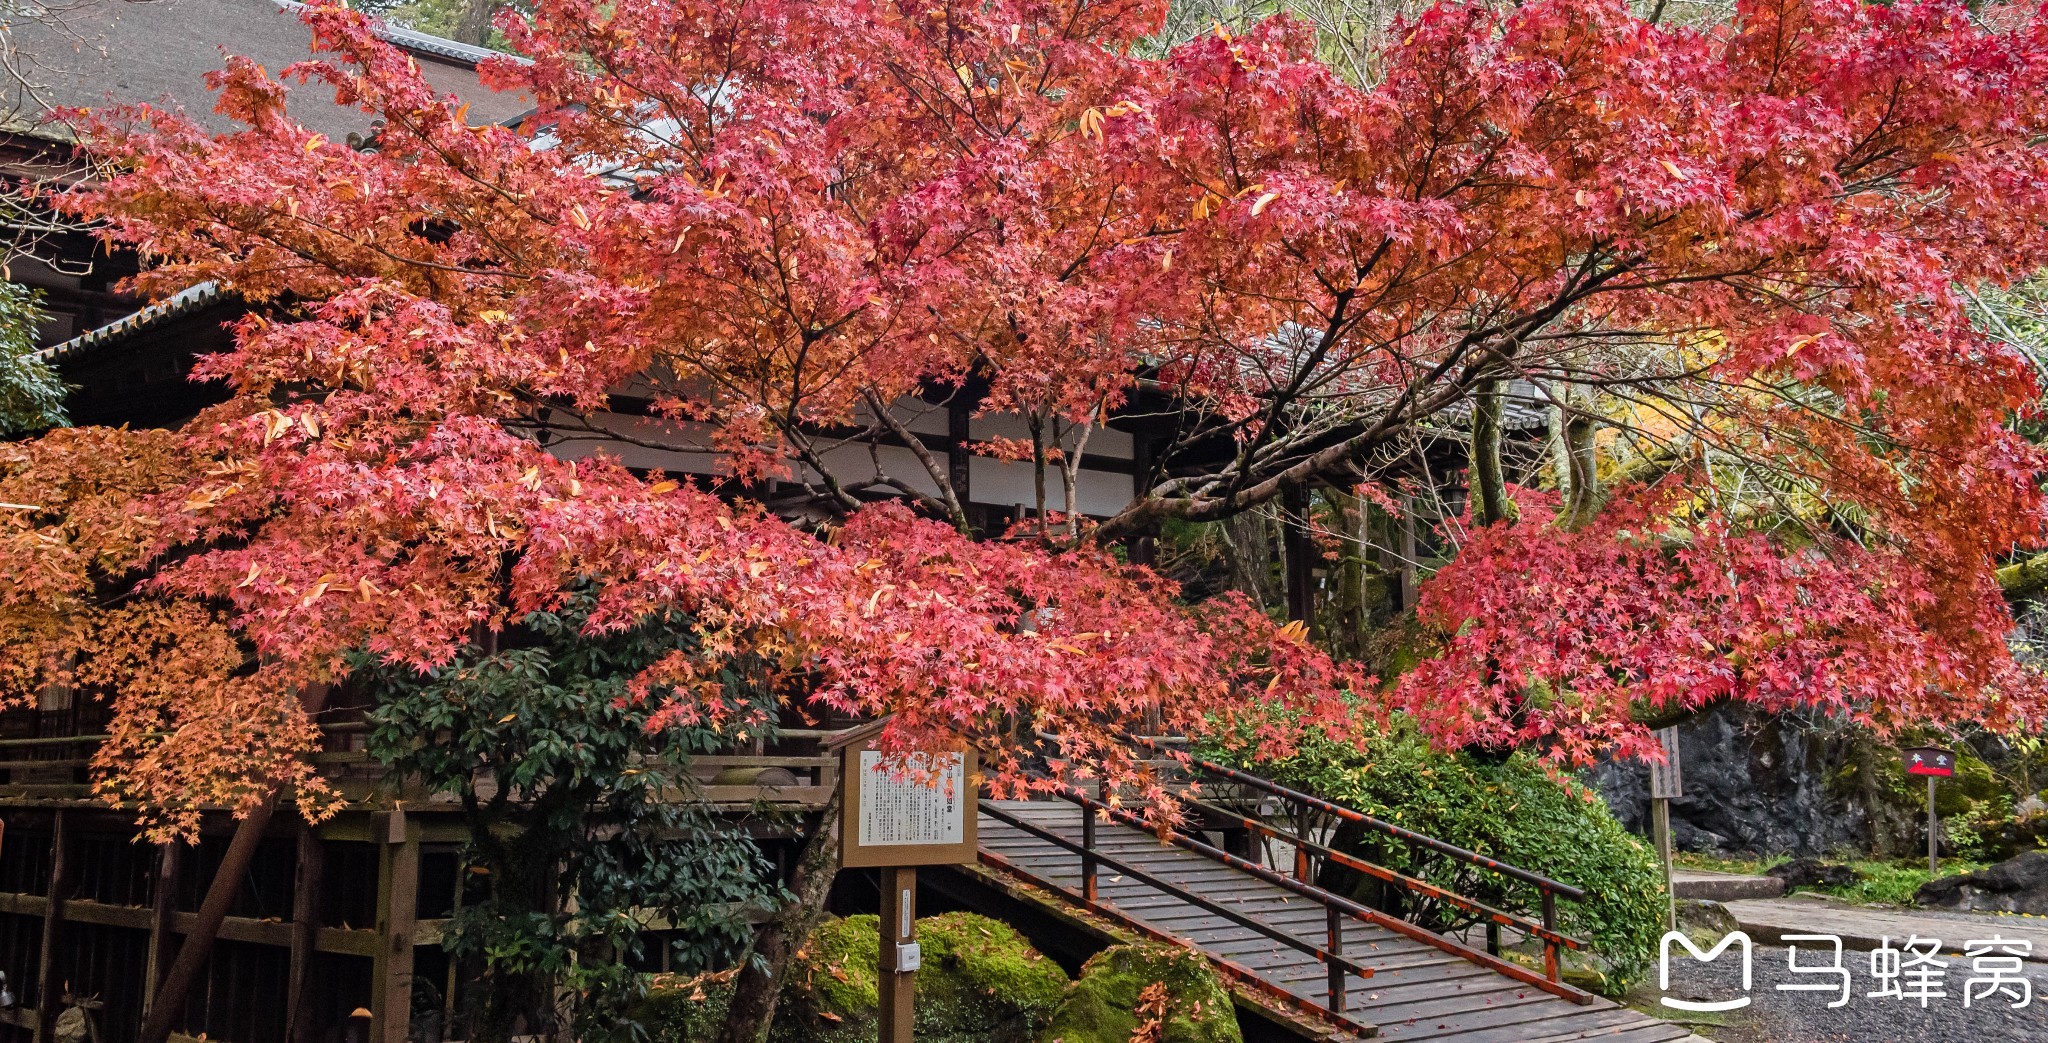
top-left (974, 747), bottom-right (1695, 1043)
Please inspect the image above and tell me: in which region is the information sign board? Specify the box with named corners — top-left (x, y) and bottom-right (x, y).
top-left (841, 744), bottom-right (977, 868)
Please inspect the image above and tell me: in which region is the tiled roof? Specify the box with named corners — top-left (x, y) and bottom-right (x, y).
top-left (273, 1), bottom-right (517, 68)
top-left (1, 0), bottom-right (530, 143)
top-left (36, 281), bottom-right (226, 365)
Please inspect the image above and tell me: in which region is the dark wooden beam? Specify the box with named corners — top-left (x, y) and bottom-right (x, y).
top-left (32, 810), bottom-right (67, 1043)
top-left (287, 820), bottom-right (326, 1043)
top-left (372, 810), bottom-right (419, 1043)
top-left (142, 841), bottom-right (178, 1013)
top-left (1282, 485), bottom-right (1315, 626)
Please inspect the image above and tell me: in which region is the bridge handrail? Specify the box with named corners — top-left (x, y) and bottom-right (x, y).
top-left (994, 782), bottom-right (1593, 1002)
top-left (978, 799), bottom-right (1382, 1031)
top-left (1178, 793), bottom-right (1585, 952)
top-left (1130, 734), bottom-right (1589, 903)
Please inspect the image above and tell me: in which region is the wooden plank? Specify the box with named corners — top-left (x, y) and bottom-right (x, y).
top-left (1340, 987), bottom-right (1554, 1026)
top-left (1308, 960), bottom-right (1501, 997)
top-left (1503, 1008), bottom-right (1687, 1043)
top-left (1373, 994), bottom-right (1604, 1042)
top-left (1073, 882), bottom-right (1289, 909)
top-left (688, 755), bottom-right (836, 769)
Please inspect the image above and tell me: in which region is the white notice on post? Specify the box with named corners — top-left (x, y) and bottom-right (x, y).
top-left (858, 751), bottom-right (966, 847)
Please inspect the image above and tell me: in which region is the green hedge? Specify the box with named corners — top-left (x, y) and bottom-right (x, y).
top-left (1201, 720), bottom-right (1664, 993)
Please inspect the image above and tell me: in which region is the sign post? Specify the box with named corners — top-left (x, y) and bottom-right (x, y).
top-left (1903, 746), bottom-right (1955, 876)
top-left (841, 742), bottom-right (978, 1043)
top-left (1648, 727), bottom-right (1683, 932)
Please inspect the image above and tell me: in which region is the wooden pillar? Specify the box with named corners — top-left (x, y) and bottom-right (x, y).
top-left (143, 841), bottom-right (180, 1011)
top-left (371, 810), bottom-right (418, 1043)
top-left (33, 811), bottom-right (68, 1043)
top-left (947, 398), bottom-right (973, 519)
top-left (1282, 485), bottom-right (1316, 625)
top-left (287, 820), bottom-right (326, 1043)
top-left (877, 866), bottom-right (916, 1043)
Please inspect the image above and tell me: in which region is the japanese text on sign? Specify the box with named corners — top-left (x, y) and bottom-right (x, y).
top-left (858, 751), bottom-right (967, 847)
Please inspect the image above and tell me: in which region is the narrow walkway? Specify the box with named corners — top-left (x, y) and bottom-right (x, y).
top-left (980, 801), bottom-right (1694, 1043)
top-left (1727, 893), bottom-right (2048, 960)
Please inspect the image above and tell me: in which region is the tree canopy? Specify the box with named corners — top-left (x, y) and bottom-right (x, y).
top-left (5, 0), bottom-right (2048, 831)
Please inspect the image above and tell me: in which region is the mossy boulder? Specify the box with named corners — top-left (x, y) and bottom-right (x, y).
top-left (633, 969), bottom-right (735, 1042)
top-left (1037, 943), bottom-right (1241, 1043)
top-left (773, 913), bottom-right (1069, 1043)
top-left (917, 912), bottom-right (1070, 1040)
top-left (774, 914), bottom-right (884, 1042)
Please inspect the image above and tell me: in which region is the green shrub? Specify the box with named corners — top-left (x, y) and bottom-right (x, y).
top-left (1038, 943), bottom-right (1240, 1043)
top-left (1200, 719), bottom-right (1664, 994)
top-left (773, 913), bottom-right (1070, 1043)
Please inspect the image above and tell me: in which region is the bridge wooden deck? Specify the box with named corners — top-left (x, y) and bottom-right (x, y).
top-left (979, 801), bottom-right (1693, 1043)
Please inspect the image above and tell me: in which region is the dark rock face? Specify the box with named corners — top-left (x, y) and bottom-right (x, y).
top-left (1765, 858), bottom-right (1861, 889)
top-left (1588, 704), bottom-right (1872, 856)
top-left (1917, 852), bottom-right (2048, 915)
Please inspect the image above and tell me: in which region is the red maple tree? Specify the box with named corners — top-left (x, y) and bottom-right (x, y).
top-left (5, 0), bottom-right (2046, 863)
top-left (6, 0), bottom-right (2048, 1036)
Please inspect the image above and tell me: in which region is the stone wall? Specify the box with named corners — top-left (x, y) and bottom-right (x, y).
top-left (1588, 704), bottom-right (1882, 856)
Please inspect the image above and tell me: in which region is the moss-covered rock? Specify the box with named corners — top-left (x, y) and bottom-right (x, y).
top-left (772, 913), bottom-right (1070, 1043)
top-left (917, 912), bottom-right (1070, 1041)
top-left (1037, 943), bottom-right (1241, 1043)
top-left (774, 914), bottom-right (883, 1043)
top-left (633, 969), bottom-right (735, 1043)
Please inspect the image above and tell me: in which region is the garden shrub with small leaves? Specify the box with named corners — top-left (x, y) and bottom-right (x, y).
top-left (1202, 717), bottom-right (1664, 993)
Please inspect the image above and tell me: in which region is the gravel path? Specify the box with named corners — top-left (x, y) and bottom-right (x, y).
top-left (1661, 940), bottom-right (2048, 1042)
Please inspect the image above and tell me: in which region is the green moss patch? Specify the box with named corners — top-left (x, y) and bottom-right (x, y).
top-left (773, 912), bottom-right (1070, 1043)
top-left (1037, 943), bottom-right (1241, 1043)
top-left (918, 911), bottom-right (1070, 1040)
top-left (633, 969), bottom-right (735, 1043)
top-left (774, 914), bottom-right (884, 1043)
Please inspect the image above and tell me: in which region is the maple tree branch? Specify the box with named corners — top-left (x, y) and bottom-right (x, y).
top-left (859, 389), bottom-right (970, 529)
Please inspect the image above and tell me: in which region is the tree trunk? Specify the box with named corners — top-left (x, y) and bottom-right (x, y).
top-left (1281, 485), bottom-right (1316, 628)
top-left (1561, 393), bottom-right (1601, 530)
top-left (715, 785), bottom-right (843, 1043)
top-left (1470, 377), bottom-right (1515, 527)
top-left (1218, 509), bottom-right (1281, 612)
top-left (137, 794), bottom-right (280, 1043)
top-left (140, 685), bottom-right (330, 1043)
top-left (454, 0), bottom-right (497, 47)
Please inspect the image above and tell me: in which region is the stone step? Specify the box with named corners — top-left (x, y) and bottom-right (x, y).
top-left (1671, 869), bottom-right (1785, 902)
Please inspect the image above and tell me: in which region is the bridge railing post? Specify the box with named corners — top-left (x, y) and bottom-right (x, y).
top-left (1325, 905), bottom-right (1345, 1012)
top-left (1541, 889), bottom-right (1559, 981)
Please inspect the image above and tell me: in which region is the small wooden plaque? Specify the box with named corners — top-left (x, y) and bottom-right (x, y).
top-left (841, 742), bottom-right (978, 869)
top-left (1903, 746), bottom-right (1956, 778)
